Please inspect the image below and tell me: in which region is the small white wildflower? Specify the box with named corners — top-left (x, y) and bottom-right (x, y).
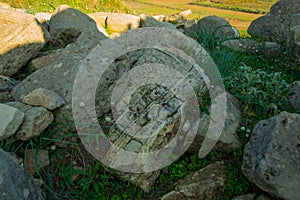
top-left (50, 145), bottom-right (56, 151)
top-left (240, 126), bottom-right (246, 131)
top-left (246, 128), bottom-right (251, 133)
top-left (245, 133), bottom-right (249, 138)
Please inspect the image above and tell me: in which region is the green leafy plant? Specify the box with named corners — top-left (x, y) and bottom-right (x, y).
top-left (224, 65), bottom-right (290, 118)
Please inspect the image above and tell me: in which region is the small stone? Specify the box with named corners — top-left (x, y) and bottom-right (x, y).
top-left (5, 101), bottom-right (53, 141)
top-left (0, 103), bottom-right (24, 141)
top-left (25, 149), bottom-right (50, 175)
top-left (22, 88), bottom-right (65, 110)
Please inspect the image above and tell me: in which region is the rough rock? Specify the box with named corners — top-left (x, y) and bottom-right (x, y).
top-left (106, 13), bottom-right (140, 33)
top-left (185, 15), bottom-right (239, 43)
top-left (0, 148), bottom-right (45, 200)
top-left (0, 8), bottom-right (50, 76)
top-left (153, 15), bottom-right (165, 22)
top-left (0, 75), bottom-right (16, 103)
top-left (0, 103), bottom-right (24, 141)
top-left (247, 0), bottom-right (300, 56)
top-left (22, 88), bottom-right (65, 110)
top-left (289, 81), bottom-right (300, 112)
top-left (221, 39), bottom-right (258, 52)
top-left (29, 49), bottom-right (63, 71)
top-left (88, 12), bottom-right (107, 28)
top-left (140, 14), bottom-right (177, 30)
top-left (49, 5), bottom-right (99, 48)
top-left (11, 29), bottom-right (107, 121)
top-left (242, 111), bottom-right (300, 200)
top-left (252, 42), bottom-right (281, 58)
top-left (166, 9), bottom-right (192, 24)
top-left (5, 102), bottom-right (53, 141)
top-left (160, 191), bottom-right (186, 200)
top-left (12, 27), bottom-right (223, 191)
top-left (35, 12), bottom-right (51, 24)
top-left (161, 162), bottom-right (226, 200)
top-left (25, 149), bottom-right (50, 175)
top-left (188, 92), bottom-right (241, 153)
top-left (290, 25), bottom-right (300, 60)
top-left (232, 194), bottom-right (272, 200)
top-left (96, 25), bottom-right (109, 37)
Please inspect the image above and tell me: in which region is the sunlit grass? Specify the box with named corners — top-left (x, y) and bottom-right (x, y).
top-left (1, 0), bottom-right (130, 13)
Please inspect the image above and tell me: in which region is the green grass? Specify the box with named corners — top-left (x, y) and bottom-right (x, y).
top-left (1, 0), bottom-right (130, 14)
top-left (1, 0), bottom-right (299, 199)
top-left (190, 0), bottom-right (278, 14)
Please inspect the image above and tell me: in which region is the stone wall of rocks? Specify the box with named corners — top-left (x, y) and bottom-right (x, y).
top-left (0, 1), bottom-right (299, 199)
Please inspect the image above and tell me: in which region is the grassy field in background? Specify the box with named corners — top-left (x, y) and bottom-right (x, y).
top-left (2, 0), bottom-right (276, 30)
top-left (191, 0), bottom-right (278, 14)
top-left (1, 0), bottom-right (130, 13)
top-left (122, 0), bottom-right (270, 30)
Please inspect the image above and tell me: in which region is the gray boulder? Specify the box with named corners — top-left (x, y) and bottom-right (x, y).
top-left (106, 13), bottom-right (140, 33)
top-left (160, 162), bottom-right (227, 200)
top-left (247, 0), bottom-right (300, 57)
top-left (232, 194), bottom-right (272, 200)
top-left (0, 103), bottom-right (24, 141)
top-left (242, 111), bottom-right (300, 200)
top-left (0, 148), bottom-right (45, 200)
top-left (140, 14), bottom-right (177, 30)
top-left (185, 15), bottom-right (239, 43)
top-left (221, 39), bottom-right (258, 52)
top-left (188, 92), bottom-right (241, 153)
top-left (252, 42), bottom-right (282, 58)
top-left (49, 5), bottom-right (99, 48)
top-left (0, 8), bottom-right (50, 76)
top-left (22, 88), bottom-right (65, 110)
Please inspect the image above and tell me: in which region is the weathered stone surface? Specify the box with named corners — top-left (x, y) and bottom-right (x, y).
top-left (11, 29), bottom-right (107, 117)
top-left (25, 149), bottom-right (50, 175)
top-left (242, 111), bottom-right (300, 200)
top-left (88, 12), bottom-right (107, 27)
top-left (0, 103), bottom-right (24, 141)
top-left (35, 12), bottom-right (51, 24)
top-left (189, 92), bottom-right (241, 153)
top-left (0, 148), bottom-right (45, 199)
top-left (160, 191), bottom-right (187, 200)
top-left (0, 8), bottom-right (50, 76)
top-left (166, 9), bottom-right (192, 24)
top-left (96, 25), bottom-right (109, 37)
top-left (252, 42), bottom-right (281, 58)
top-left (171, 162), bottom-right (227, 200)
top-left (248, 0), bottom-right (300, 47)
top-left (153, 15), bottom-right (165, 22)
top-left (290, 25), bottom-right (300, 60)
top-left (140, 14), bottom-right (177, 30)
top-left (232, 194), bottom-right (272, 200)
top-left (22, 88), bottom-right (65, 110)
top-left (5, 102), bottom-right (53, 141)
top-left (89, 12), bottom-right (140, 34)
top-left (12, 28), bottom-right (222, 191)
top-left (221, 39), bottom-right (258, 52)
top-left (289, 81), bottom-right (300, 112)
top-left (106, 13), bottom-right (140, 33)
top-left (0, 75), bottom-right (16, 103)
top-left (49, 5), bottom-right (99, 47)
top-left (185, 15), bottom-right (239, 42)
top-left (29, 49), bottom-right (63, 71)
